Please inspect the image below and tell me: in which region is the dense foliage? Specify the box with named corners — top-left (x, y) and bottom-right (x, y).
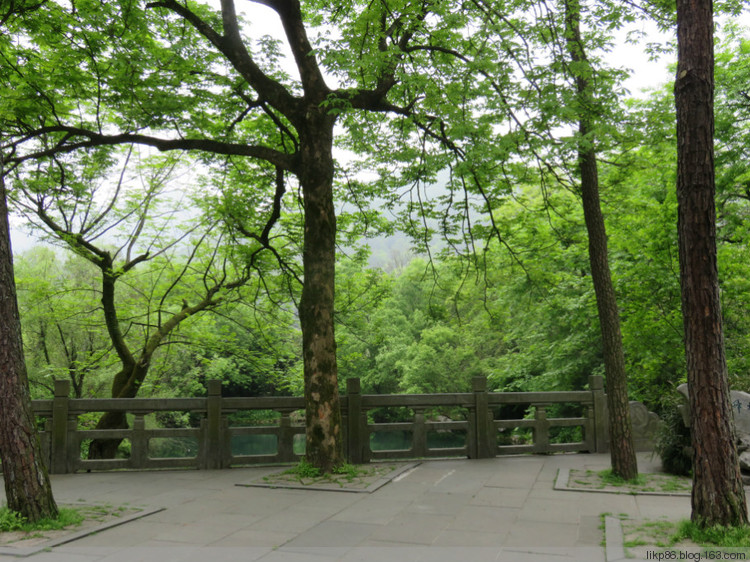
top-left (14, 31), bottom-right (750, 413)
top-left (2, 0), bottom-right (749, 479)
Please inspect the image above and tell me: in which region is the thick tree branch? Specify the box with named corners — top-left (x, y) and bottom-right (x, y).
top-left (263, 0), bottom-right (330, 101)
top-left (6, 127), bottom-right (298, 171)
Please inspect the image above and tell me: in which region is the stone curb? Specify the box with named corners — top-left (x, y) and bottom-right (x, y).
top-left (605, 516), bottom-right (633, 562)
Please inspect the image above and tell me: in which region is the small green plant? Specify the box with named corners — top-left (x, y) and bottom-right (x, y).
top-left (332, 463), bottom-right (363, 481)
top-left (283, 459), bottom-right (322, 480)
top-left (0, 508), bottom-right (26, 532)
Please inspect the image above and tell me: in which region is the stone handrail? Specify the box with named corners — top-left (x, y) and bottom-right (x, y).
top-left (31, 375), bottom-right (619, 474)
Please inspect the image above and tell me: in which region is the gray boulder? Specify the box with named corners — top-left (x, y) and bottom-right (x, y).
top-left (677, 383), bottom-right (750, 481)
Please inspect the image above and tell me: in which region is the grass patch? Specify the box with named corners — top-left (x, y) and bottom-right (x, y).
top-left (0, 506), bottom-right (83, 533)
top-left (598, 468), bottom-right (647, 487)
top-left (619, 517), bottom-right (750, 558)
top-left (674, 520), bottom-right (750, 548)
top-left (1, 503), bottom-right (143, 549)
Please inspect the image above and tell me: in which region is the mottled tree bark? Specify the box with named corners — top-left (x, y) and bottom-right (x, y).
top-left (0, 158), bottom-right (58, 521)
top-left (675, 0), bottom-right (748, 528)
top-left (564, 0), bottom-right (638, 480)
top-left (298, 111), bottom-right (344, 472)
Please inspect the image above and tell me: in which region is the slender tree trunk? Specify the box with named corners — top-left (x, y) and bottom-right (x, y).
top-left (88, 275), bottom-right (221, 459)
top-left (87, 362), bottom-right (138, 459)
top-left (87, 409), bottom-right (129, 460)
top-left (298, 113), bottom-right (344, 472)
top-left (579, 145), bottom-right (639, 481)
top-left (0, 158), bottom-right (58, 521)
top-left (675, 0), bottom-right (748, 528)
top-left (564, 0), bottom-right (638, 480)
top-left (88, 356), bottom-right (158, 459)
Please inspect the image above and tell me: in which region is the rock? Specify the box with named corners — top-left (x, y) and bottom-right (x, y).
top-left (729, 390), bottom-right (750, 435)
top-left (676, 384), bottom-right (690, 427)
top-left (677, 385), bottom-right (750, 436)
top-left (738, 434), bottom-right (750, 453)
top-left (740, 450), bottom-right (750, 472)
top-left (677, 384), bottom-right (750, 477)
top-left (629, 400), bottom-right (660, 448)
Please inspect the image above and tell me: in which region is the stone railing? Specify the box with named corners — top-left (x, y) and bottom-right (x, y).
top-left (30, 374), bottom-right (655, 474)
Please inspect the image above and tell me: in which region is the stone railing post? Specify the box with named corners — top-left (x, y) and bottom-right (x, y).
top-left (533, 405), bottom-right (550, 453)
top-left (585, 404), bottom-right (596, 452)
top-left (589, 374), bottom-right (607, 453)
top-left (471, 376), bottom-right (493, 458)
top-left (277, 410), bottom-right (297, 463)
top-left (50, 380), bottom-right (70, 474)
top-left (131, 413), bottom-right (147, 468)
top-left (412, 407), bottom-right (427, 458)
top-left (202, 380), bottom-right (224, 469)
top-left (346, 378), bottom-right (365, 464)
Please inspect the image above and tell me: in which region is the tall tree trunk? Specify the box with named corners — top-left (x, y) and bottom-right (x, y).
top-left (564, 0), bottom-right (638, 480)
top-left (298, 113), bottom-right (344, 472)
top-left (675, 0), bottom-right (748, 528)
top-left (0, 158), bottom-right (58, 521)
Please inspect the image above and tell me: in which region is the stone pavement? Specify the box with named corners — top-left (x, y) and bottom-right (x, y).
top-left (1, 453), bottom-right (694, 561)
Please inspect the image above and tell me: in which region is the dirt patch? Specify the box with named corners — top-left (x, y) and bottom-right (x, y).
top-left (567, 468), bottom-right (692, 495)
top-left (239, 462), bottom-right (419, 492)
top-left (618, 517), bottom-right (704, 559)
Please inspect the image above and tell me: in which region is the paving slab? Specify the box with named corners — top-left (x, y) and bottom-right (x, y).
top-left (517, 496), bottom-right (581, 524)
top-left (471, 486), bottom-right (530, 508)
top-left (338, 546), bottom-right (428, 562)
top-left (329, 497), bottom-right (410, 525)
top-left (210, 528), bottom-right (298, 548)
top-left (284, 521), bottom-right (379, 548)
top-left (2, 452), bottom-right (683, 561)
top-left (486, 461), bottom-right (543, 489)
top-left (433, 528), bottom-right (508, 547)
top-left (499, 546), bottom-right (605, 561)
top-left (414, 546), bottom-right (503, 561)
top-left (367, 512), bottom-right (454, 545)
top-left (405, 491), bottom-right (471, 516)
top-left (448, 505), bottom-right (518, 533)
top-left (504, 520), bottom-right (581, 547)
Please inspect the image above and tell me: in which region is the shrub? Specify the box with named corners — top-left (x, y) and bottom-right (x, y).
top-left (654, 399), bottom-right (692, 476)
